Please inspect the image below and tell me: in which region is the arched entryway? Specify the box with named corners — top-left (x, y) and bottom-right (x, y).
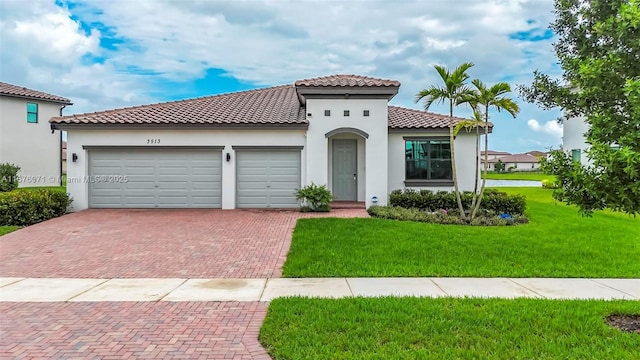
top-left (325, 128), bottom-right (369, 201)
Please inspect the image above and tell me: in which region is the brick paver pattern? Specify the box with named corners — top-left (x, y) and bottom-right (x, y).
top-left (0, 208), bottom-right (367, 278)
top-left (0, 301), bottom-right (270, 360)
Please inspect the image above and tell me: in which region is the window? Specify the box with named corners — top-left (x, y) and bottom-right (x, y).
top-left (344, 110), bottom-right (350, 116)
top-left (571, 149), bottom-right (581, 162)
top-left (27, 102), bottom-right (38, 123)
top-left (324, 110), bottom-right (331, 116)
top-left (363, 110), bottom-right (370, 117)
top-left (405, 139), bottom-right (452, 182)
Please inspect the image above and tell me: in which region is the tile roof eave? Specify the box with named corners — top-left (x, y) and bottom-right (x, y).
top-left (1, 93), bottom-right (73, 105)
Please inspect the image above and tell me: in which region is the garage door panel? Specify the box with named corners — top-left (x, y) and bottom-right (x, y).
top-left (89, 148), bottom-right (222, 208)
top-left (236, 150), bottom-right (300, 208)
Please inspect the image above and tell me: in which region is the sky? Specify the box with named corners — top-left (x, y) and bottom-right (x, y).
top-left (0, 0), bottom-right (565, 153)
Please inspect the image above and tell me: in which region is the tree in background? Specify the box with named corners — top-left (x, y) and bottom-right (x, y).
top-left (520, 0), bottom-right (640, 215)
top-left (416, 63), bottom-right (476, 220)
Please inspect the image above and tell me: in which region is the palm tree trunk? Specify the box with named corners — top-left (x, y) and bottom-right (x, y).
top-left (449, 102), bottom-right (466, 221)
top-left (470, 119), bottom-right (480, 218)
top-left (471, 105), bottom-right (490, 218)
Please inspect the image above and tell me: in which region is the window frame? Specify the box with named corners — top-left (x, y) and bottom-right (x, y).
top-left (571, 149), bottom-right (581, 162)
top-left (403, 136), bottom-right (453, 186)
top-left (27, 102), bottom-right (38, 123)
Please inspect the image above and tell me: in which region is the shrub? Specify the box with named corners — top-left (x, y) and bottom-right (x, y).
top-left (367, 206), bottom-right (528, 226)
top-left (0, 189), bottom-right (72, 226)
top-left (296, 183), bottom-right (333, 212)
top-left (389, 188), bottom-right (526, 215)
top-left (541, 179), bottom-right (560, 189)
top-left (0, 163), bottom-right (20, 192)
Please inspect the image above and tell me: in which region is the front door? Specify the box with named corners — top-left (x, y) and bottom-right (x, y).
top-left (332, 139), bottom-right (357, 201)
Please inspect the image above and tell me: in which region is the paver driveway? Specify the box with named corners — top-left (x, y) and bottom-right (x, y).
top-left (1, 208), bottom-right (367, 359)
top-left (0, 208), bottom-right (366, 278)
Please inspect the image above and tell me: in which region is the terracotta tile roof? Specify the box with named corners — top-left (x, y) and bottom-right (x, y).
top-left (388, 106), bottom-right (493, 130)
top-left (295, 74), bottom-right (400, 88)
top-left (0, 81), bottom-right (72, 104)
top-left (482, 150), bottom-right (511, 155)
top-left (51, 85), bottom-right (305, 126)
top-left (487, 154), bottom-right (540, 163)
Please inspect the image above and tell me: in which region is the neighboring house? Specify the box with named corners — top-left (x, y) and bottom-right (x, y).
top-left (481, 150), bottom-right (511, 161)
top-left (51, 75), bottom-right (489, 211)
top-left (62, 140), bottom-right (67, 175)
top-left (562, 116), bottom-right (590, 165)
top-left (487, 153), bottom-right (541, 171)
top-left (525, 150), bottom-right (549, 159)
top-left (0, 82), bottom-right (72, 187)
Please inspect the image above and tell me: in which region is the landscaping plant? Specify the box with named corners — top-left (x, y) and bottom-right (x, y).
top-left (0, 163), bottom-right (20, 192)
top-left (295, 183), bottom-right (333, 212)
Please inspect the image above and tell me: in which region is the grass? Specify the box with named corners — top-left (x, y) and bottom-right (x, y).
top-left (282, 187), bottom-right (640, 278)
top-left (482, 172), bottom-right (555, 181)
top-left (0, 226), bottom-right (19, 236)
top-left (260, 297), bottom-right (640, 360)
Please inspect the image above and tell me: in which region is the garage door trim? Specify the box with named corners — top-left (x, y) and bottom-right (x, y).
top-left (231, 145), bottom-right (304, 151)
top-left (83, 145), bottom-right (225, 150)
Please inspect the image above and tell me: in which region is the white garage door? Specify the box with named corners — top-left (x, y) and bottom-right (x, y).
top-left (88, 147), bottom-right (222, 208)
top-left (235, 147), bottom-right (301, 208)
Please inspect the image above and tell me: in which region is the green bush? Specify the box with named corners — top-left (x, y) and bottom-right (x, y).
top-left (296, 183), bottom-right (333, 212)
top-left (0, 189), bottom-right (72, 226)
top-left (0, 163), bottom-right (20, 192)
top-left (541, 179), bottom-right (560, 189)
top-left (367, 205), bottom-right (529, 226)
top-left (389, 188), bottom-right (526, 215)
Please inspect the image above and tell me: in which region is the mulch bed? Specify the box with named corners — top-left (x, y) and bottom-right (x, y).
top-left (606, 314), bottom-right (640, 334)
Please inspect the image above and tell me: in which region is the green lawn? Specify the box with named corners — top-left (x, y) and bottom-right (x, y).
top-left (482, 172), bottom-right (555, 181)
top-left (0, 226), bottom-right (19, 236)
top-left (260, 297), bottom-right (640, 360)
top-left (282, 187), bottom-right (640, 278)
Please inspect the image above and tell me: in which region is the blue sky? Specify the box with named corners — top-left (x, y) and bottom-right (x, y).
top-left (0, 0), bottom-right (563, 153)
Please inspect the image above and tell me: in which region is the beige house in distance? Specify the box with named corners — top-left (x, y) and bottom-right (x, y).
top-left (0, 82), bottom-right (72, 187)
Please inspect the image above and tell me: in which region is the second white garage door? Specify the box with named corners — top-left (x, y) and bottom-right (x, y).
top-left (88, 147), bottom-right (222, 208)
top-left (235, 147), bottom-right (301, 208)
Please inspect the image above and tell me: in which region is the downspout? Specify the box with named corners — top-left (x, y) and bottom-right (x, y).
top-left (58, 105), bottom-right (67, 186)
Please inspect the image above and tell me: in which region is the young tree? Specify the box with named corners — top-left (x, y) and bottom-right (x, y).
top-left (415, 63), bottom-right (476, 220)
top-left (520, 0), bottom-right (640, 215)
top-left (468, 80), bottom-right (520, 219)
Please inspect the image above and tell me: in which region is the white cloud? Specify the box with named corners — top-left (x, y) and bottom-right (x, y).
top-left (0, 0), bottom-right (563, 153)
top-left (527, 119), bottom-right (563, 139)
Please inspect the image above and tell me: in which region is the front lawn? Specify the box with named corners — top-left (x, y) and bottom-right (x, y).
top-left (260, 297), bottom-right (640, 360)
top-left (482, 172), bottom-right (555, 181)
top-left (0, 226), bottom-right (19, 236)
top-left (282, 187), bottom-right (640, 278)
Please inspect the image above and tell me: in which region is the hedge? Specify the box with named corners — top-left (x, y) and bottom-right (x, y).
top-left (389, 188), bottom-right (526, 215)
top-left (0, 189), bottom-right (72, 226)
top-left (367, 205), bottom-right (529, 226)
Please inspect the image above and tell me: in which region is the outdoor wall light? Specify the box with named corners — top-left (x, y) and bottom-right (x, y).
top-left (72, 153), bottom-right (78, 162)
top-left (226, 153), bottom-right (231, 162)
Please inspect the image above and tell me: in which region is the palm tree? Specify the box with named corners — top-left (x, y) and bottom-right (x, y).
top-left (468, 79), bottom-right (520, 219)
top-left (415, 63), bottom-right (476, 220)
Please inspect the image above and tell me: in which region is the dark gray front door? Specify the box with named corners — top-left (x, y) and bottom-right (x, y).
top-left (332, 139), bottom-right (357, 201)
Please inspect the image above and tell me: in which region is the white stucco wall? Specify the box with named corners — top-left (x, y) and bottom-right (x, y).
top-left (65, 129), bottom-right (306, 210)
top-left (388, 132), bottom-right (481, 193)
top-left (563, 116), bottom-right (590, 164)
top-left (304, 98), bottom-right (389, 207)
top-left (502, 162), bottom-right (540, 171)
top-left (0, 96), bottom-right (63, 187)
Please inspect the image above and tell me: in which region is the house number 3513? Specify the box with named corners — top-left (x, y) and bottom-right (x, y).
top-left (147, 139), bottom-right (160, 144)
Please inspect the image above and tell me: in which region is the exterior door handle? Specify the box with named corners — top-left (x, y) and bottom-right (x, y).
top-left (353, 174), bottom-right (357, 181)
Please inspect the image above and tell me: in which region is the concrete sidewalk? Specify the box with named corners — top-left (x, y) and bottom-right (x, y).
top-left (1, 277), bottom-right (638, 302)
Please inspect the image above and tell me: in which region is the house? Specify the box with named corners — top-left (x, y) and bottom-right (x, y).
top-left (50, 75), bottom-right (488, 210)
top-left (525, 150), bottom-right (548, 159)
top-left (487, 153), bottom-right (540, 171)
top-left (62, 141), bottom-right (67, 175)
top-left (0, 82), bottom-right (72, 187)
top-left (481, 150), bottom-right (511, 160)
top-left (562, 116), bottom-right (590, 164)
